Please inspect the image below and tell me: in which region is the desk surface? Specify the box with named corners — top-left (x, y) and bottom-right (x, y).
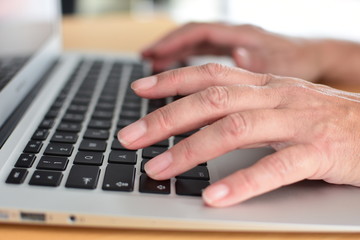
top-left (1, 14), bottom-right (360, 240)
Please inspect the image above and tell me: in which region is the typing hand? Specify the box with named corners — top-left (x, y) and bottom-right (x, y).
top-left (118, 64), bottom-right (360, 207)
top-left (142, 22), bottom-right (324, 82)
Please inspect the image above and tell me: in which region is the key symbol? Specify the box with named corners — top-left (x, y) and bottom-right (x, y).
top-left (157, 185), bottom-right (166, 190)
top-left (82, 177), bottom-right (92, 185)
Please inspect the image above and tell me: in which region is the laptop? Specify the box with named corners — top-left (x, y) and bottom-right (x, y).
top-left (1, 0), bottom-right (360, 232)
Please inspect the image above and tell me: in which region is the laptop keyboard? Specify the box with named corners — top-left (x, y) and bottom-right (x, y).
top-left (5, 59), bottom-right (210, 197)
top-left (0, 57), bottom-right (29, 91)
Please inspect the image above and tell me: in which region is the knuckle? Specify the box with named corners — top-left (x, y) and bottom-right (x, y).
top-left (259, 73), bottom-right (274, 85)
top-left (161, 68), bottom-right (184, 87)
top-left (238, 170), bottom-right (262, 194)
top-left (219, 113), bottom-right (250, 139)
top-left (198, 86), bottom-right (231, 112)
top-left (179, 138), bottom-right (197, 164)
top-left (236, 24), bottom-right (265, 36)
top-left (199, 63), bottom-right (231, 81)
top-left (155, 106), bottom-right (175, 132)
top-left (262, 155), bottom-right (290, 182)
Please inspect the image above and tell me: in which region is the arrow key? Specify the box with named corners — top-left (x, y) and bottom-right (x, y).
top-left (102, 164), bottom-right (135, 192)
top-left (139, 174), bottom-right (170, 195)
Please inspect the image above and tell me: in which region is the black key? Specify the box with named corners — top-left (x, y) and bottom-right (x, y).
top-left (108, 150), bottom-right (137, 164)
top-left (121, 105), bottom-right (141, 112)
top-left (6, 168), bottom-right (28, 184)
top-left (142, 147), bottom-right (167, 159)
top-left (24, 140), bottom-right (43, 153)
top-left (37, 156), bottom-right (68, 171)
top-left (65, 165), bottom-right (100, 189)
top-left (39, 119), bottom-right (54, 129)
top-left (140, 159), bottom-right (151, 173)
top-left (117, 118), bottom-right (136, 128)
top-left (72, 96), bottom-right (90, 105)
top-left (62, 113), bottom-right (84, 122)
top-left (74, 151), bottom-right (103, 165)
top-left (57, 122), bottom-right (82, 132)
top-left (32, 129), bottom-right (49, 141)
top-left (95, 102), bottom-right (115, 111)
top-left (152, 139), bottom-right (169, 147)
top-left (52, 100), bottom-right (64, 109)
top-left (175, 179), bottom-right (210, 196)
top-left (139, 174), bottom-right (170, 195)
top-left (122, 101), bottom-right (141, 110)
top-left (102, 164), bottom-right (135, 192)
top-left (67, 104), bottom-right (88, 113)
top-left (29, 170), bottom-right (63, 187)
top-left (98, 95), bottom-right (116, 103)
top-left (83, 129), bottom-right (109, 140)
top-left (44, 143), bottom-right (73, 156)
top-left (177, 129), bottom-right (198, 137)
top-left (51, 131), bottom-right (78, 143)
top-left (147, 99), bottom-right (166, 113)
top-left (120, 110), bottom-right (141, 119)
top-left (88, 119), bottom-right (111, 129)
top-left (15, 154), bottom-right (36, 168)
top-left (79, 139), bottom-right (107, 152)
top-left (92, 111), bottom-right (113, 120)
top-left (111, 139), bottom-right (133, 151)
top-left (46, 109), bottom-right (60, 118)
top-left (173, 136), bottom-right (185, 145)
top-left (176, 166), bottom-right (209, 180)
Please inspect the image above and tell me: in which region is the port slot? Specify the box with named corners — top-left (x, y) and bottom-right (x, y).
top-left (20, 212), bottom-right (46, 222)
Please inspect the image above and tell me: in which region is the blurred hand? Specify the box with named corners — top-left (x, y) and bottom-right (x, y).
top-left (118, 63), bottom-right (360, 207)
top-left (142, 22), bottom-right (324, 82)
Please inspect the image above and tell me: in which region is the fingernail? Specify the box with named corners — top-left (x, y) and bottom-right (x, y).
top-left (118, 120), bottom-right (147, 145)
top-left (203, 184), bottom-right (229, 205)
top-left (131, 76), bottom-right (157, 91)
top-left (235, 47), bottom-right (251, 69)
top-left (144, 152), bottom-right (173, 177)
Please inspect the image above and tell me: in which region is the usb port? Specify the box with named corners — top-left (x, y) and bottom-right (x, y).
top-left (20, 212), bottom-right (46, 222)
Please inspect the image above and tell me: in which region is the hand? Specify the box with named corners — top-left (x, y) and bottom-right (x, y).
top-left (142, 22), bottom-right (324, 82)
top-left (118, 63), bottom-right (360, 207)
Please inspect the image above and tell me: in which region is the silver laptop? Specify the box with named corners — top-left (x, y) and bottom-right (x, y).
top-left (1, 0), bottom-right (360, 232)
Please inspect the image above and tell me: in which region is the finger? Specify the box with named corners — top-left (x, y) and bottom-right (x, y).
top-left (232, 47), bottom-right (252, 69)
top-left (142, 23), bottom-right (256, 60)
top-left (203, 144), bottom-right (320, 207)
top-left (144, 109), bottom-right (295, 180)
top-left (232, 47), bottom-right (268, 74)
top-left (131, 63), bottom-right (272, 99)
top-left (150, 44), bottom-right (232, 72)
top-left (118, 84), bottom-right (281, 149)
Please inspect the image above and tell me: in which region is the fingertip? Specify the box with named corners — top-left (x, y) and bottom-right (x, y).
top-left (131, 76), bottom-right (158, 91)
top-left (144, 152), bottom-right (173, 179)
top-left (117, 120), bottom-right (147, 149)
top-left (232, 47), bottom-right (251, 69)
top-left (202, 183), bottom-right (231, 207)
